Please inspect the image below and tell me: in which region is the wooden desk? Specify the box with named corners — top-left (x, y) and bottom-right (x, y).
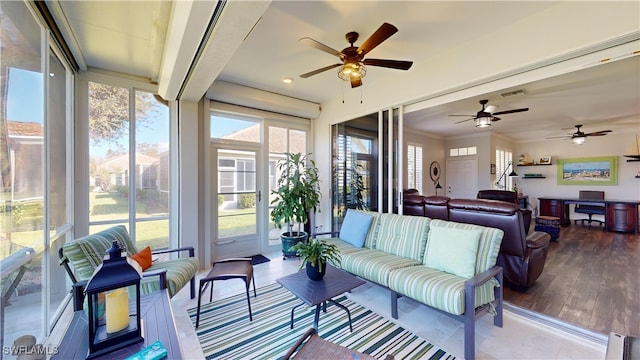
top-left (539, 197), bottom-right (640, 233)
top-left (52, 289), bottom-right (181, 359)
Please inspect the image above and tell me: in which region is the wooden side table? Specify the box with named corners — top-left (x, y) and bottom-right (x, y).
top-left (52, 289), bottom-right (181, 360)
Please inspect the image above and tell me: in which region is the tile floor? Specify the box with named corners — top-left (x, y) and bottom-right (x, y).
top-left (169, 249), bottom-right (607, 359)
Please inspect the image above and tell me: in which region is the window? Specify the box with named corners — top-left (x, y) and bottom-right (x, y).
top-left (268, 126), bottom-right (308, 245)
top-left (88, 82), bottom-right (170, 250)
top-left (495, 149), bottom-right (514, 190)
top-left (211, 116), bottom-right (260, 142)
top-left (1, 0), bottom-right (73, 345)
top-left (450, 146), bottom-right (477, 157)
top-left (407, 144), bottom-right (423, 193)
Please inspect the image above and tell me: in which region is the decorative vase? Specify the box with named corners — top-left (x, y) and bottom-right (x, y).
top-left (281, 231), bottom-right (308, 260)
top-left (306, 262), bottom-right (326, 281)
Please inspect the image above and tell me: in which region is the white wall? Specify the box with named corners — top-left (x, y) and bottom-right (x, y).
top-left (403, 129), bottom-right (445, 196)
top-left (515, 132), bottom-right (640, 215)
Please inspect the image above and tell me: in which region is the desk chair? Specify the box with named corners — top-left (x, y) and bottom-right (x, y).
top-left (574, 190), bottom-right (605, 227)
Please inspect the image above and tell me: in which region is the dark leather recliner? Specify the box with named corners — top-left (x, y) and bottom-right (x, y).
top-left (403, 194), bottom-right (426, 216)
top-left (477, 190), bottom-right (532, 233)
top-left (424, 196), bottom-right (450, 220)
top-left (448, 198), bottom-right (550, 288)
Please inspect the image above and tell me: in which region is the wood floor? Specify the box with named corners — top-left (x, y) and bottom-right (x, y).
top-left (503, 223), bottom-right (640, 338)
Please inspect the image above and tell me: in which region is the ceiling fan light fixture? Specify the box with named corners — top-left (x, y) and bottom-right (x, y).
top-left (572, 136), bottom-right (586, 145)
top-left (475, 117), bottom-right (492, 128)
top-left (338, 61), bottom-right (366, 81)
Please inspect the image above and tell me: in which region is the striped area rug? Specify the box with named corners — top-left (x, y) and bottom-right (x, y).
top-left (188, 283), bottom-right (455, 359)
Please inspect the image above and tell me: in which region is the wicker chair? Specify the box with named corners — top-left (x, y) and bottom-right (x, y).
top-left (283, 328), bottom-right (394, 360)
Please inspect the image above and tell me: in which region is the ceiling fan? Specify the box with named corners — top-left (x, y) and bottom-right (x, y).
top-left (299, 22), bottom-right (413, 88)
top-left (546, 124), bottom-right (612, 144)
top-left (449, 99), bottom-right (529, 128)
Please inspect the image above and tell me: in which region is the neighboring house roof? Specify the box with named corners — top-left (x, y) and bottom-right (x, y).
top-left (101, 153), bottom-right (159, 171)
top-left (7, 121), bottom-right (43, 138)
top-left (222, 124), bottom-right (306, 154)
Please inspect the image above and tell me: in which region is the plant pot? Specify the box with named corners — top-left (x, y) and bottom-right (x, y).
top-left (281, 231), bottom-right (308, 260)
top-left (306, 262), bottom-right (326, 281)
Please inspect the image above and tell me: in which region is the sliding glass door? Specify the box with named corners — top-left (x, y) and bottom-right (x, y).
top-left (331, 116), bottom-right (379, 231)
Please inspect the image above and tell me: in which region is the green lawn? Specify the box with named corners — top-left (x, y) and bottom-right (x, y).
top-left (1, 192), bottom-right (258, 260)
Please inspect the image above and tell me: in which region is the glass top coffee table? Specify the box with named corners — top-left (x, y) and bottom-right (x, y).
top-left (276, 265), bottom-right (365, 332)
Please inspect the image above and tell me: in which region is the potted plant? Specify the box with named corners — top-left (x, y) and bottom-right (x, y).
top-left (270, 152), bottom-right (321, 259)
top-left (291, 238), bottom-right (341, 280)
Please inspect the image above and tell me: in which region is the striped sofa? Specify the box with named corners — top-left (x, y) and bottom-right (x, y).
top-left (326, 210), bottom-right (504, 360)
top-left (59, 225), bottom-right (199, 309)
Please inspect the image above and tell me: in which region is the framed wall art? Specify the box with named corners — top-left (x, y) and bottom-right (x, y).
top-left (556, 156), bottom-right (618, 185)
top-left (538, 156), bottom-right (551, 165)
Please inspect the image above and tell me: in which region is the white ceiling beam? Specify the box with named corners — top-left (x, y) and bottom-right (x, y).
top-left (178, 1), bottom-right (271, 102)
top-left (156, 0), bottom-right (219, 100)
top-left (158, 0), bottom-right (271, 101)
top-left (45, 0), bottom-right (87, 71)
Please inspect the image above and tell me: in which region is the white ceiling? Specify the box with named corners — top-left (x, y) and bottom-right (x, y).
top-left (48, 1), bottom-right (640, 143)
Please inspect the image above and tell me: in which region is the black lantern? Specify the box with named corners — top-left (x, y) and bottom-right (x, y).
top-left (85, 241), bottom-right (143, 359)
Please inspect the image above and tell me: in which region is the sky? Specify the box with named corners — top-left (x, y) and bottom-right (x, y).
top-left (7, 67), bottom-right (170, 158)
top-left (210, 116), bottom-right (256, 139)
top-left (7, 68), bottom-right (43, 123)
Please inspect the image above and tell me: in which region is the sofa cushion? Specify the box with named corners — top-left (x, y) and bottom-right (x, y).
top-left (428, 219), bottom-right (503, 275)
top-left (339, 209), bottom-right (374, 248)
top-left (424, 226), bottom-right (481, 278)
top-left (141, 257), bottom-right (200, 297)
top-left (62, 225), bottom-right (138, 280)
top-left (388, 266), bottom-right (497, 315)
top-left (324, 238), bottom-right (367, 256)
top-left (339, 249), bottom-right (420, 287)
top-left (375, 213), bottom-right (430, 262)
top-left (354, 210), bottom-right (382, 248)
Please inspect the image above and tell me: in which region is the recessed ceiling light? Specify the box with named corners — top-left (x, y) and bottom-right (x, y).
top-left (282, 77), bottom-right (294, 84)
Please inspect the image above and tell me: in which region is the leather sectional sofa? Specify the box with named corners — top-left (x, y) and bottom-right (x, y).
top-left (402, 193), bottom-right (550, 288)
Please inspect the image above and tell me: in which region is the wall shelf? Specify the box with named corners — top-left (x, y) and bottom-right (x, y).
top-left (516, 163), bottom-right (552, 166)
top-left (522, 176), bottom-right (546, 179)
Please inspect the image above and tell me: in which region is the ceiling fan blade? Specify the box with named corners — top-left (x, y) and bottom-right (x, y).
top-left (300, 63), bottom-right (342, 78)
top-left (492, 107), bottom-right (529, 116)
top-left (454, 118), bottom-right (475, 124)
top-left (299, 37), bottom-right (342, 58)
top-left (362, 58), bottom-right (413, 70)
top-left (492, 116), bottom-right (501, 122)
top-left (350, 77), bottom-right (363, 88)
top-left (357, 22), bottom-right (398, 57)
top-left (585, 130), bottom-right (613, 136)
top-left (546, 135), bottom-right (572, 139)
top-left (448, 114), bottom-right (475, 117)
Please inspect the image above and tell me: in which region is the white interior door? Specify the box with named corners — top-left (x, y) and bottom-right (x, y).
top-left (446, 158), bottom-right (478, 199)
top-left (212, 145), bottom-right (262, 259)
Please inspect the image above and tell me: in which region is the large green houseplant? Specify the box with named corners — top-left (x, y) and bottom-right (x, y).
top-left (270, 152), bottom-right (321, 259)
